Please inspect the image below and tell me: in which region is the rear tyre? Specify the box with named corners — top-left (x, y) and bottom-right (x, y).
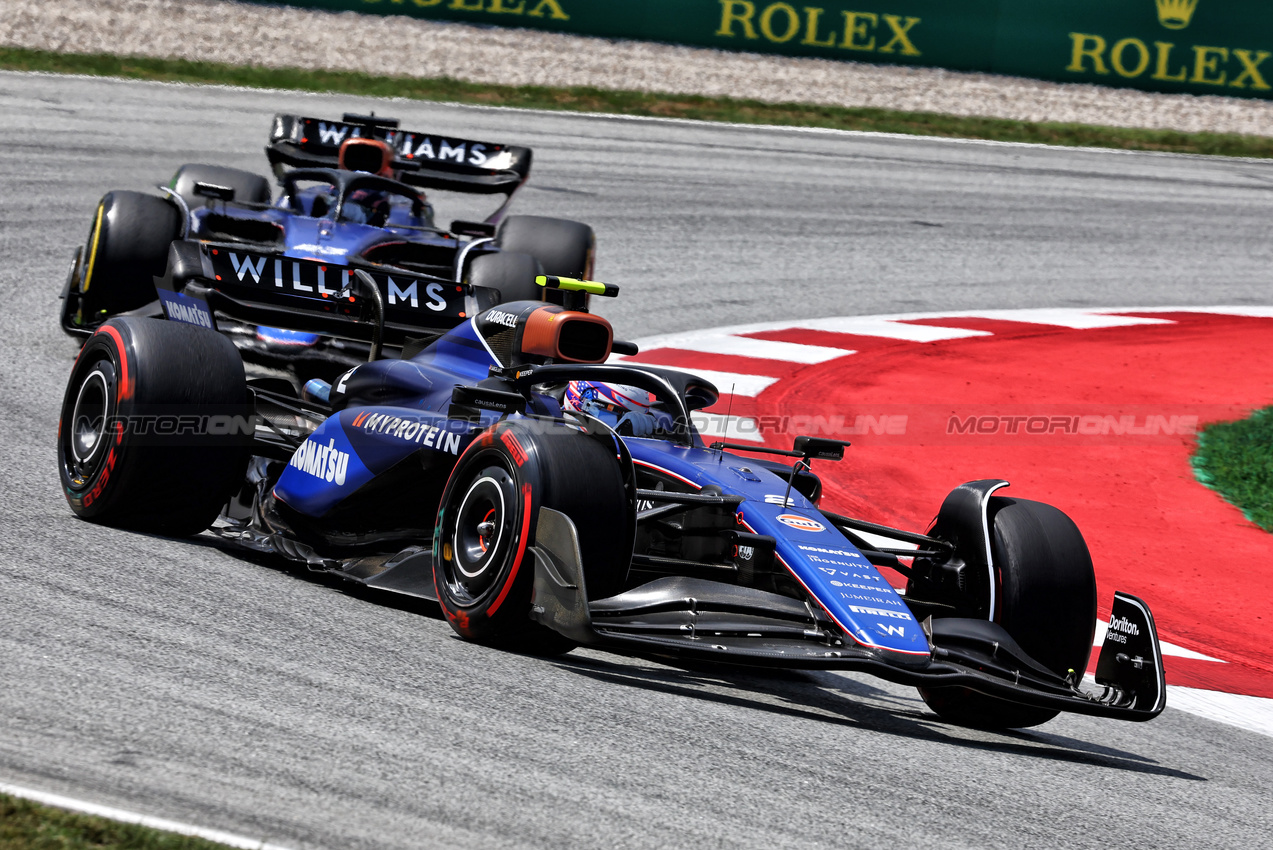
top-left (170, 163), bottom-right (272, 208)
top-left (75, 191), bottom-right (182, 322)
top-left (496, 215), bottom-right (595, 306)
top-left (57, 317), bottom-right (252, 535)
top-left (465, 251), bottom-right (545, 304)
top-left (919, 497), bottom-right (1097, 729)
top-left (433, 422), bottom-right (631, 654)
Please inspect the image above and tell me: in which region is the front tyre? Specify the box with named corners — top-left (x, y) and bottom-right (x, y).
top-left (433, 422), bottom-right (632, 653)
top-left (919, 497), bottom-right (1098, 729)
top-left (72, 191), bottom-right (182, 325)
top-left (58, 317), bottom-right (251, 535)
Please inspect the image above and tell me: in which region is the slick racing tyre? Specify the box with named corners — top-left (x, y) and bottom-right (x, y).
top-left (466, 251), bottom-right (545, 304)
top-left (73, 191), bottom-right (182, 324)
top-left (919, 497), bottom-right (1098, 729)
top-left (170, 163), bottom-right (272, 208)
top-left (433, 421), bottom-right (632, 653)
top-left (58, 317), bottom-right (251, 536)
top-left (496, 215), bottom-right (595, 306)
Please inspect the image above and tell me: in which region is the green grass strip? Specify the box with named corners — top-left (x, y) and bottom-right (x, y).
top-left (1192, 406), bottom-right (1273, 532)
top-left (4, 46), bottom-right (1273, 158)
top-left (0, 792), bottom-right (240, 850)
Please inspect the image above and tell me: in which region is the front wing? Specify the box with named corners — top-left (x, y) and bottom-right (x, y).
top-left (529, 508), bottom-right (1166, 722)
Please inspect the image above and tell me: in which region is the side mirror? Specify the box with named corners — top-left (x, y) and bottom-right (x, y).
top-left (611, 340), bottom-right (640, 356)
top-left (193, 182), bottom-right (235, 202)
top-left (451, 220), bottom-right (497, 238)
top-left (793, 436), bottom-right (851, 461)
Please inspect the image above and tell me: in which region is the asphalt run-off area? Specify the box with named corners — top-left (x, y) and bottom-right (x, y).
top-left (4, 72), bottom-right (1273, 850)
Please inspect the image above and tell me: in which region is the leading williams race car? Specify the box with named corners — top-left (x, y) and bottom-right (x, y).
top-left (56, 268), bottom-right (1166, 730)
top-left (59, 111), bottom-right (594, 378)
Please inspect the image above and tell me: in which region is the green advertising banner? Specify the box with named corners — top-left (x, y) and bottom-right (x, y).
top-left (997, 1), bottom-right (1271, 98)
top-left (263, 1), bottom-right (1273, 100)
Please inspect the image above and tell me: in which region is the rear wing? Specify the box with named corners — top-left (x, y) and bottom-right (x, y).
top-left (153, 240), bottom-right (500, 348)
top-left (266, 113), bottom-right (532, 198)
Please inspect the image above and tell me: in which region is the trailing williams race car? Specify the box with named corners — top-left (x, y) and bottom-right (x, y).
top-left (59, 111), bottom-right (595, 377)
top-left (57, 270), bottom-right (1166, 730)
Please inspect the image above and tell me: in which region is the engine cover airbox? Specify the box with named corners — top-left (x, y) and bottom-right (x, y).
top-left (475, 301), bottom-right (612, 365)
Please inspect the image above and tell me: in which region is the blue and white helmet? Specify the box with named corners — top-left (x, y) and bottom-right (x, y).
top-left (563, 381), bottom-right (655, 424)
top-left (563, 380), bottom-right (678, 438)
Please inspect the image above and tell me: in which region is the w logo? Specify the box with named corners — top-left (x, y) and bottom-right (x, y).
top-left (317, 122), bottom-right (349, 145)
top-left (229, 253), bottom-right (266, 283)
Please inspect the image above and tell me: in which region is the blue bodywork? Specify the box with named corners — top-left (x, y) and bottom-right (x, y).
top-left (624, 444), bottom-right (929, 657)
top-left (160, 170), bottom-right (503, 350)
top-left (61, 112), bottom-right (531, 349)
top-left (184, 171), bottom-right (491, 348)
top-left (272, 315), bottom-right (929, 659)
top-left (190, 179), bottom-right (456, 268)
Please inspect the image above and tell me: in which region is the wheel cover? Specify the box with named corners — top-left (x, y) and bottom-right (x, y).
top-left (62, 358), bottom-right (117, 489)
top-left (442, 462), bottom-right (518, 606)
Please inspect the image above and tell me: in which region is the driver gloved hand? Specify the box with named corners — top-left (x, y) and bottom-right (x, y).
top-left (576, 399), bottom-right (619, 429)
top-left (615, 411), bottom-right (655, 437)
top-left (616, 409), bottom-right (673, 438)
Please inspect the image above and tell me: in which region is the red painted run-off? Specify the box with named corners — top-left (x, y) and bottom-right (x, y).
top-left (637, 312), bottom-right (1273, 698)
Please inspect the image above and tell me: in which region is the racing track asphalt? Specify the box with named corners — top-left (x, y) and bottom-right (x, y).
top-left (1, 71), bottom-right (1271, 849)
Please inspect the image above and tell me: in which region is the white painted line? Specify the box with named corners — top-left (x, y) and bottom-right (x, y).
top-left (0, 781), bottom-right (294, 850)
top-left (1092, 620), bottom-right (1222, 662)
top-left (953, 308), bottom-right (1175, 329)
top-left (679, 369), bottom-right (780, 398)
top-left (633, 333), bottom-right (854, 364)
top-left (607, 358), bottom-right (781, 398)
top-left (1075, 678), bottom-right (1273, 738)
top-left (9, 74), bottom-right (1267, 173)
top-left (631, 305), bottom-right (1272, 350)
top-left (1167, 686), bottom-right (1273, 739)
top-left (690, 412), bottom-right (765, 442)
top-left (414, 92), bottom-right (1269, 163)
top-left (1166, 305), bottom-right (1273, 318)
top-left (773, 317), bottom-right (992, 342)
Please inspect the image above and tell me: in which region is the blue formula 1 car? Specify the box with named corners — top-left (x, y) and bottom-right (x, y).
top-left (59, 112), bottom-right (594, 381)
top-left (56, 273), bottom-right (1167, 730)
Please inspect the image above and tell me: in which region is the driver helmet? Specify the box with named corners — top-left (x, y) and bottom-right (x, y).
top-left (342, 188), bottom-right (391, 226)
top-left (563, 381), bottom-right (655, 427)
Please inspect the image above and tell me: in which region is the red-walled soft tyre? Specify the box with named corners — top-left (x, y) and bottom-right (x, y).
top-left (58, 317), bottom-right (251, 536)
top-left (432, 420), bottom-right (631, 654)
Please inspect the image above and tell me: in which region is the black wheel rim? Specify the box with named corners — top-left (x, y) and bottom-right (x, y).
top-left (441, 460), bottom-right (518, 606)
top-left (62, 356), bottom-right (117, 489)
